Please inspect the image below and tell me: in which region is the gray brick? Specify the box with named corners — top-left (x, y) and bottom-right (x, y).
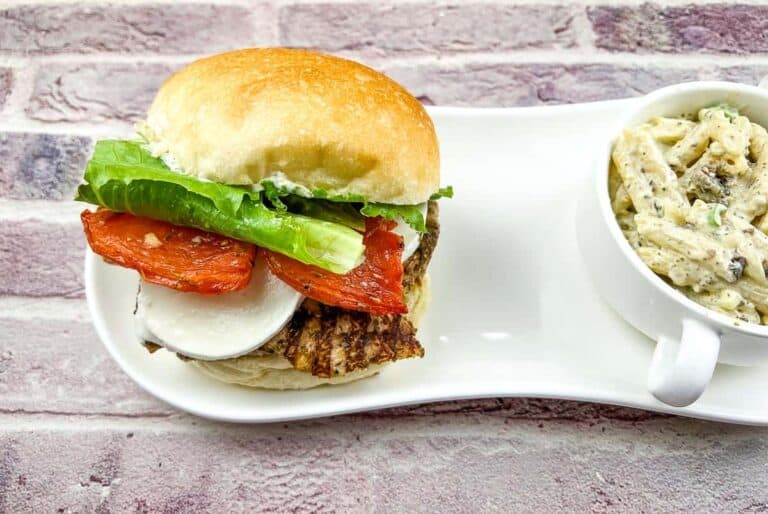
top-left (2, 417), bottom-right (768, 512)
top-left (0, 428), bottom-right (367, 513)
top-left (280, 3), bottom-right (578, 56)
top-left (27, 62), bottom-right (178, 123)
top-left (0, 68), bottom-right (11, 110)
top-left (0, 220), bottom-right (84, 297)
top-left (0, 133), bottom-right (92, 200)
top-left (384, 62), bottom-right (768, 107)
top-left (589, 3), bottom-right (768, 54)
top-left (0, 318), bottom-right (167, 416)
top-left (0, 4), bottom-right (275, 55)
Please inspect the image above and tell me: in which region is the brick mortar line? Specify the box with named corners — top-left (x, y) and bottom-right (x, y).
top-left (0, 408), bottom-right (175, 421)
top-left (0, 118), bottom-right (134, 136)
top-left (0, 410), bottom-right (744, 455)
top-left (1, 61), bottom-right (35, 122)
top-left (0, 411), bottom-right (694, 440)
top-left (0, 0), bottom-right (257, 5)
top-left (569, 7), bottom-right (592, 50)
top-left (296, 52), bottom-right (768, 67)
top-left (0, 200), bottom-right (87, 221)
top-left (0, 411), bottom-right (510, 433)
top-left (0, 118), bottom-right (134, 138)
top-left (0, 55), bottom-right (201, 67)
top-left (4, 51), bottom-right (768, 69)
top-left (2, 0), bottom-right (768, 6)
top-left (0, 295), bottom-right (90, 321)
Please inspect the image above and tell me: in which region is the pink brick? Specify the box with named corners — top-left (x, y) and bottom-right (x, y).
top-left (0, 221), bottom-right (84, 297)
top-left (383, 62), bottom-right (768, 106)
top-left (280, 3), bottom-right (579, 56)
top-left (27, 62), bottom-right (178, 124)
top-left (589, 4), bottom-right (768, 54)
top-left (0, 133), bottom-right (92, 200)
top-left (0, 4), bottom-right (275, 55)
top-left (0, 319), bottom-right (168, 416)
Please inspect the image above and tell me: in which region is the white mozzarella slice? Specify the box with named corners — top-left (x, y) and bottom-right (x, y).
top-left (134, 253), bottom-right (302, 360)
top-left (393, 202), bottom-right (427, 262)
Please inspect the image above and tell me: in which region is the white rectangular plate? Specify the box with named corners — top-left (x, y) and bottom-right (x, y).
top-left (86, 100), bottom-right (768, 424)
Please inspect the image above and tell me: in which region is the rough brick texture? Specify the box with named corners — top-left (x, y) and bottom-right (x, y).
top-left (0, 221), bottom-right (84, 297)
top-left (30, 60), bottom-right (761, 121)
top-left (0, 133), bottom-right (92, 200)
top-left (4, 2), bottom-right (768, 511)
top-left (589, 4), bottom-right (768, 54)
top-left (0, 319), bottom-right (169, 416)
top-left (0, 68), bottom-right (11, 110)
top-left (0, 4), bottom-right (275, 55)
top-left (385, 63), bottom-right (768, 106)
top-left (27, 62), bottom-right (178, 124)
top-left (2, 418), bottom-right (768, 512)
top-left (281, 3), bottom-right (579, 56)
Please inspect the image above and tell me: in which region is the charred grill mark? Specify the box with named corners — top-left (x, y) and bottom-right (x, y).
top-left (255, 202), bottom-right (438, 378)
top-left (312, 308), bottom-right (335, 377)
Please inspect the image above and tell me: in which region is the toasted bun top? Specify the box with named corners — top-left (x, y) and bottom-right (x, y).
top-left (138, 48), bottom-right (440, 205)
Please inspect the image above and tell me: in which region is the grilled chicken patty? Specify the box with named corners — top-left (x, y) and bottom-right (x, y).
top-left (147, 201), bottom-right (440, 378)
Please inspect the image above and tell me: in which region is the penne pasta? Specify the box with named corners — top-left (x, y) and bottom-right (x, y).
top-left (647, 117), bottom-right (696, 144)
top-left (612, 104), bottom-right (768, 325)
top-left (665, 121), bottom-right (710, 172)
top-left (635, 214), bottom-right (742, 283)
top-left (636, 246), bottom-right (768, 314)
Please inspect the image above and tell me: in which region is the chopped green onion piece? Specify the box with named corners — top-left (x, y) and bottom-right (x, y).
top-left (708, 204), bottom-right (727, 227)
top-left (711, 104), bottom-right (740, 121)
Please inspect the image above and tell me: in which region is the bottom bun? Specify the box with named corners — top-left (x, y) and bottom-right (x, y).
top-left (191, 275), bottom-right (431, 390)
top-left (193, 356), bottom-right (387, 390)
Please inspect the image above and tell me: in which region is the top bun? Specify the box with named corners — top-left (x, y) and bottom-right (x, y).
top-left (139, 48), bottom-right (440, 205)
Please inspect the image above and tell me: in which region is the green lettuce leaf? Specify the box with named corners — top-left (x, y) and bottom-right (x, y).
top-left (360, 203), bottom-right (427, 232)
top-left (76, 140), bottom-right (364, 274)
top-left (86, 140), bottom-right (258, 217)
top-left (281, 195), bottom-right (366, 232)
top-left (431, 186), bottom-right (454, 200)
top-left (261, 182), bottom-right (452, 233)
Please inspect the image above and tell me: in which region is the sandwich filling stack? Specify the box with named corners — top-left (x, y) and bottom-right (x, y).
top-left (77, 48), bottom-right (449, 389)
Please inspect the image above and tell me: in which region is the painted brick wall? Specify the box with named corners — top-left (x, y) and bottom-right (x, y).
top-left (2, 2), bottom-right (768, 511)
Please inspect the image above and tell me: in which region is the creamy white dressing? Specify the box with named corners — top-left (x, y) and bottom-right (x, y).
top-left (134, 254), bottom-right (303, 360)
top-left (158, 151), bottom-right (183, 173)
top-left (257, 172), bottom-right (314, 197)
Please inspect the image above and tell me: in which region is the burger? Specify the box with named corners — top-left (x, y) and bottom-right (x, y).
top-left (77, 48), bottom-right (450, 389)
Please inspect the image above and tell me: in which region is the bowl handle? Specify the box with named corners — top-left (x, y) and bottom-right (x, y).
top-left (647, 319), bottom-right (720, 407)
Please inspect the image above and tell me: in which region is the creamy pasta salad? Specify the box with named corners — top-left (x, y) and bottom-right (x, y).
top-left (610, 105), bottom-right (768, 325)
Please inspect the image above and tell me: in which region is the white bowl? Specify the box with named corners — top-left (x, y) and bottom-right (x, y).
top-left (577, 81), bottom-right (768, 408)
